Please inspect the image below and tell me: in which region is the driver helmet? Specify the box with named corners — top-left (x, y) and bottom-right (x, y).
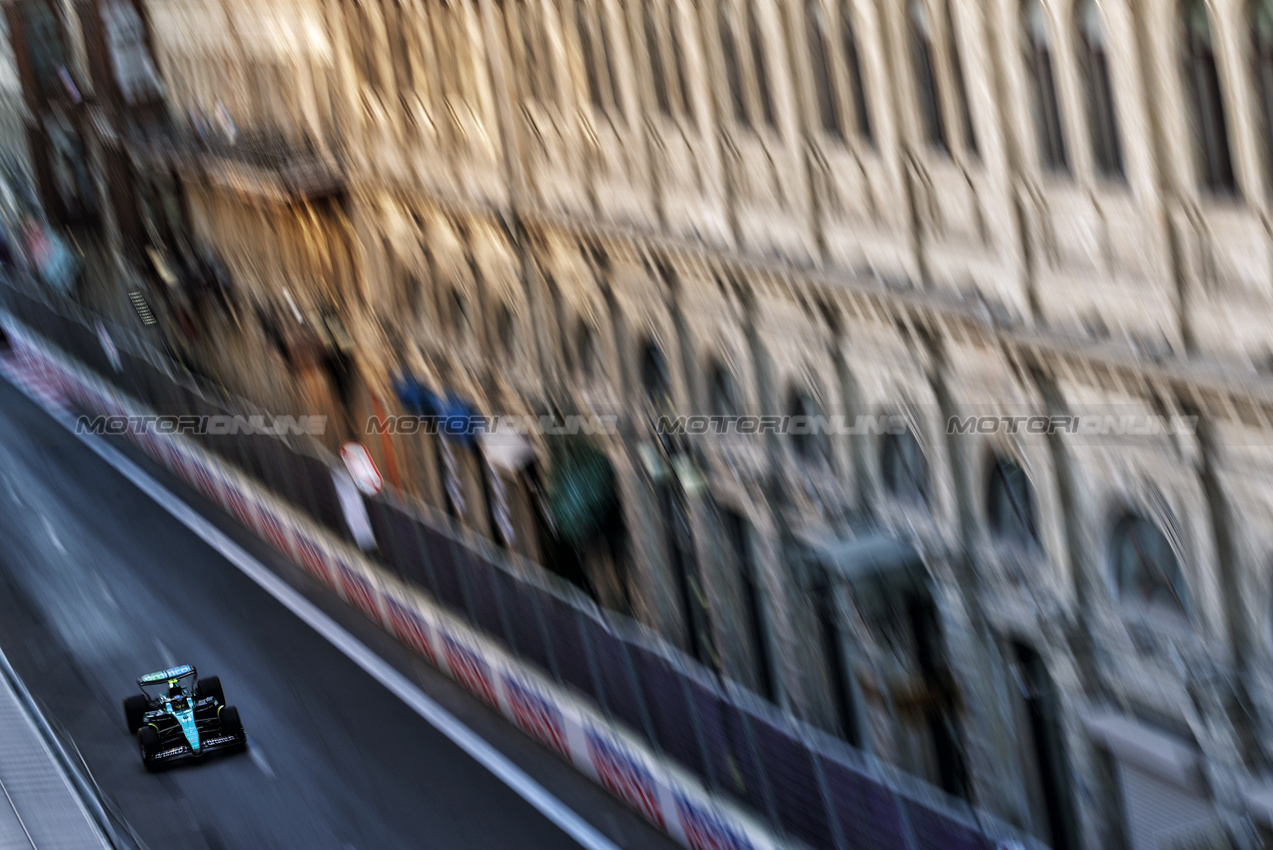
top-left (167, 683), bottom-right (186, 709)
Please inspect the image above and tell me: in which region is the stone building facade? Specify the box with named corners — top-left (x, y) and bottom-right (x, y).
top-left (18, 0), bottom-right (1273, 847)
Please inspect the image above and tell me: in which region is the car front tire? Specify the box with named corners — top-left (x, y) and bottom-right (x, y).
top-left (123, 695), bottom-right (148, 733)
top-left (138, 726), bottom-right (161, 772)
top-left (218, 705), bottom-right (242, 736)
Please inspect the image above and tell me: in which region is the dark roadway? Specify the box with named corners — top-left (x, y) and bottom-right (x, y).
top-left (0, 368), bottom-right (682, 850)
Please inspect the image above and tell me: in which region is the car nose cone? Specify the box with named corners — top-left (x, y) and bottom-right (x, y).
top-left (174, 707), bottom-right (200, 750)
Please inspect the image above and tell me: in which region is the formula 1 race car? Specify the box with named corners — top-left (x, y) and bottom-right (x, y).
top-left (123, 665), bottom-right (246, 770)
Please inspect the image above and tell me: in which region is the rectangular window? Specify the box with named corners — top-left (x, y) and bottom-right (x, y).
top-left (808, 1), bottom-right (843, 139)
top-left (1081, 36), bottom-right (1123, 178)
top-left (910, 2), bottom-right (947, 152)
top-left (719, 1), bottom-right (750, 128)
top-left (842, 2), bottom-right (873, 145)
top-left (644, 0), bottom-right (672, 115)
top-left (597, 3), bottom-right (625, 119)
top-left (722, 511), bottom-right (776, 702)
top-left (577, 0), bottom-right (606, 110)
top-left (21, 1), bottom-right (69, 98)
top-left (747, 0), bottom-right (776, 128)
top-left (946, 1), bottom-right (977, 157)
top-left (669, 4), bottom-right (694, 117)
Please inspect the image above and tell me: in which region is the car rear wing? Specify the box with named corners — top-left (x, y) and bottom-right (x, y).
top-left (138, 664), bottom-right (195, 686)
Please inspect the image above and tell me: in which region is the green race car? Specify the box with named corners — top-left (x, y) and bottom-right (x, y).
top-left (123, 664), bottom-right (246, 770)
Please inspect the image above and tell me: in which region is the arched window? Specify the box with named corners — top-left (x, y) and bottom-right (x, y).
top-left (641, 342), bottom-right (672, 412)
top-left (987, 456), bottom-right (1038, 547)
top-left (910, 0), bottom-right (947, 151)
top-left (720, 510), bottom-right (776, 700)
top-left (842, 1), bottom-right (873, 145)
top-left (808, 0), bottom-right (843, 138)
top-left (1023, 0), bottom-right (1068, 172)
top-left (1077, 0), bottom-right (1123, 178)
top-left (719, 1), bottom-right (750, 127)
top-left (1111, 513), bottom-right (1189, 618)
top-left (1252, 0), bottom-right (1273, 190)
top-left (881, 427), bottom-right (928, 504)
top-left (710, 364), bottom-right (741, 416)
top-left (748, 0), bottom-right (777, 128)
top-left (644, 0), bottom-right (673, 115)
top-left (790, 389), bottom-right (830, 465)
top-left (1182, 0), bottom-right (1236, 194)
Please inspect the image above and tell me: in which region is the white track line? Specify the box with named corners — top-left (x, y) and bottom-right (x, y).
top-left (248, 746), bottom-right (275, 780)
top-left (53, 408), bottom-right (621, 850)
top-left (43, 516), bottom-right (66, 553)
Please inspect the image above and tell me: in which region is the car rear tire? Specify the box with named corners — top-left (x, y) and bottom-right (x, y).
top-left (123, 695), bottom-right (148, 732)
top-left (196, 676), bottom-right (224, 705)
top-left (219, 705), bottom-right (242, 735)
top-left (138, 726), bottom-right (160, 771)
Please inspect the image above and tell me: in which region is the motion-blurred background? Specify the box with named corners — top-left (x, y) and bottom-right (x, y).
top-left (0, 0), bottom-right (1269, 848)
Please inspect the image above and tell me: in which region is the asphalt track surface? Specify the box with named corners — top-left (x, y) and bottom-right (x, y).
top-left (0, 369), bottom-right (683, 850)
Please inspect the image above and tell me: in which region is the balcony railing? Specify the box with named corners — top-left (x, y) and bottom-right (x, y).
top-left (125, 121), bottom-right (346, 203)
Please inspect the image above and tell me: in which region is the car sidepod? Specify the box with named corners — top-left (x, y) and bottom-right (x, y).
top-left (198, 701), bottom-right (246, 752)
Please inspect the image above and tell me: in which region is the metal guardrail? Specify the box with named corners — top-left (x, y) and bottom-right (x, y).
top-left (27, 699), bottom-right (151, 850)
top-left (0, 274), bottom-right (1044, 850)
top-left (0, 640), bottom-right (146, 850)
top-left (0, 771), bottom-right (38, 849)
